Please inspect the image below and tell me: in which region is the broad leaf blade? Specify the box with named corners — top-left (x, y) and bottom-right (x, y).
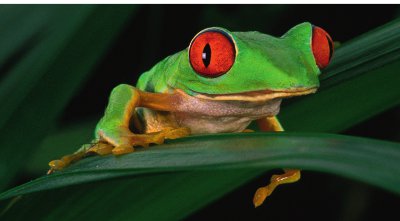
top-left (1, 133), bottom-right (399, 220)
top-left (1, 170), bottom-right (260, 220)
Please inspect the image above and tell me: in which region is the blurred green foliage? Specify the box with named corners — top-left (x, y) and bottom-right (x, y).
top-left (0, 5), bottom-right (399, 221)
top-left (0, 5), bottom-right (135, 190)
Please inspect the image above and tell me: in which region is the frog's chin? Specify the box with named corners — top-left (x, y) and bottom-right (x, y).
top-left (192, 87), bottom-right (318, 102)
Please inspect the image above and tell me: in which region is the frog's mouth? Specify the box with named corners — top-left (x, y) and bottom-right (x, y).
top-left (193, 87), bottom-right (318, 102)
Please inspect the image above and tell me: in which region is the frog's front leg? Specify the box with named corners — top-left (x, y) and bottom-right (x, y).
top-left (48, 84), bottom-right (190, 172)
top-left (95, 85), bottom-right (190, 154)
top-left (94, 84), bottom-right (165, 155)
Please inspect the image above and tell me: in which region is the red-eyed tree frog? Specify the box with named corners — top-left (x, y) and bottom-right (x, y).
top-left (49, 22), bottom-right (334, 207)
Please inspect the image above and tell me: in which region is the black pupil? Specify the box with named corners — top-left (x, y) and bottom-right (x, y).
top-left (202, 43), bottom-right (211, 67)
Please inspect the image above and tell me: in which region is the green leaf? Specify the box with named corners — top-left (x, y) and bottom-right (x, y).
top-left (0, 5), bottom-right (135, 190)
top-left (2, 13), bottom-right (400, 221)
top-left (1, 133), bottom-right (399, 220)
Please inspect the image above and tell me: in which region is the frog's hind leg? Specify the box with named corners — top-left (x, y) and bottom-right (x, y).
top-left (257, 116), bottom-right (284, 132)
top-left (253, 169), bottom-right (301, 207)
top-left (253, 116), bottom-right (302, 207)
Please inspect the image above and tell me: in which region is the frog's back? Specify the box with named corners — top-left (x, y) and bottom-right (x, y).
top-left (136, 51), bottom-right (183, 93)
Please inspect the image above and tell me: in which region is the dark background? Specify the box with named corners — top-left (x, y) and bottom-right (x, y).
top-left (57, 5), bottom-right (400, 221)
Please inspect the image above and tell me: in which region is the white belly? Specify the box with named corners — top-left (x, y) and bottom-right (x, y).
top-left (140, 96), bottom-right (282, 134)
top-left (173, 113), bottom-right (255, 134)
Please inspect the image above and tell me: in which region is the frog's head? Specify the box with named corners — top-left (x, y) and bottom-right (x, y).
top-left (169, 22), bottom-right (334, 101)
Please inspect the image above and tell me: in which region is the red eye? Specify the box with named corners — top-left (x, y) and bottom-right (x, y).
top-left (189, 30), bottom-right (236, 77)
top-left (312, 26), bottom-right (334, 69)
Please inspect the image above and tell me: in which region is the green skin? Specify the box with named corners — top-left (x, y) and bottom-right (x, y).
top-left (94, 22), bottom-right (321, 148)
top-left (137, 22), bottom-right (319, 95)
top-left (51, 23), bottom-right (324, 205)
